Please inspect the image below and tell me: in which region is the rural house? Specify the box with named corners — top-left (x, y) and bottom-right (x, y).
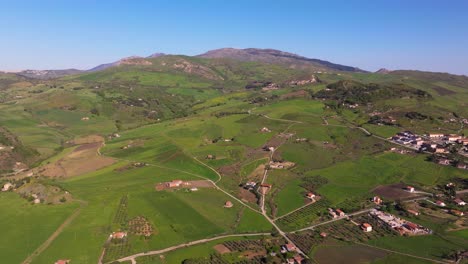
top-left (55, 260), bottom-right (70, 264)
top-left (335, 209), bottom-right (345, 217)
top-left (306, 192), bottom-right (316, 200)
top-left (166, 180), bottom-right (184, 188)
top-left (284, 243), bottom-right (297, 252)
top-left (454, 198), bottom-right (466, 206)
top-left (450, 209), bottom-right (464, 216)
top-left (407, 209), bottom-right (420, 216)
top-left (406, 186), bottom-right (415, 192)
top-left (224, 201), bottom-right (233, 208)
top-left (436, 201), bottom-right (446, 207)
top-left (1, 182), bottom-right (13, 191)
top-left (361, 223), bottom-right (372, 232)
top-left (110, 231), bottom-right (127, 239)
top-left (372, 196), bottom-right (382, 205)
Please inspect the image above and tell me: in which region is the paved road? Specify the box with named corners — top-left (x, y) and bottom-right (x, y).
top-left (290, 208), bottom-right (374, 233)
top-left (114, 233), bottom-right (270, 263)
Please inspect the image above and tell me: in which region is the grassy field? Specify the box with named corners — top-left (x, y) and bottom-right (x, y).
top-left (0, 192), bottom-right (78, 264)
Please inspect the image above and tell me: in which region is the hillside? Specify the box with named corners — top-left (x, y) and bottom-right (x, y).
top-left (198, 48), bottom-right (365, 72)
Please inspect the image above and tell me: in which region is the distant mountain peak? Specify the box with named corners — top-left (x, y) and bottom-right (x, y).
top-left (198, 48), bottom-right (365, 73)
top-left (147, 53), bottom-right (166, 58)
top-left (376, 68), bottom-right (392, 74)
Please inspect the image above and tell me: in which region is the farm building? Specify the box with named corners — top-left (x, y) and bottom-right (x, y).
top-left (81, 117), bottom-right (89, 121)
top-left (335, 209), bottom-right (345, 217)
top-left (436, 159), bottom-right (451, 166)
top-left (454, 198), bottom-right (466, 206)
top-left (244, 181), bottom-right (257, 189)
top-left (166, 180), bottom-right (184, 188)
top-left (407, 209), bottom-right (420, 216)
top-left (284, 243), bottom-right (296, 252)
top-left (404, 222), bottom-right (419, 231)
top-left (55, 260), bottom-right (70, 264)
top-left (320, 232), bottom-right (327, 238)
top-left (436, 201), bottom-right (446, 207)
top-left (429, 133), bottom-right (444, 138)
top-left (306, 192), bottom-right (316, 200)
top-left (406, 186), bottom-right (415, 192)
top-left (293, 255), bottom-right (304, 263)
top-left (1, 182), bottom-right (13, 191)
top-left (110, 231), bottom-right (127, 239)
top-left (260, 127), bottom-right (271, 133)
top-left (190, 187), bottom-right (198, 192)
top-left (448, 134), bottom-right (462, 141)
top-left (361, 223), bottom-right (372, 232)
top-left (372, 196), bottom-right (382, 205)
top-left (224, 201), bottom-right (233, 208)
top-left (450, 209), bottom-right (464, 216)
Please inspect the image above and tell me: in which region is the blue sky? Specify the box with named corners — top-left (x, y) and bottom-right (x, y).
top-left (1, 0), bottom-right (467, 75)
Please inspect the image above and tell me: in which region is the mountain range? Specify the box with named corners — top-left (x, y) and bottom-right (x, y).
top-left (13, 48), bottom-right (366, 79)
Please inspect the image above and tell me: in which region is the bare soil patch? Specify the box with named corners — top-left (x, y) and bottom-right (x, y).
top-left (213, 244), bottom-right (231, 254)
top-left (72, 135), bottom-right (105, 145)
top-left (218, 162), bottom-right (241, 177)
top-left (245, 147), bottom-right (268, 161)
top-left (40, 141), bottom-right (115, 178)
top-left (373, 183), bottom-right (420, 200)
top-left (238, 187), bottom-right (258, 203)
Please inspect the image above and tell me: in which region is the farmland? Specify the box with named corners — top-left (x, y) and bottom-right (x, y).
top-left (0, 53), bottom-right (467, 264)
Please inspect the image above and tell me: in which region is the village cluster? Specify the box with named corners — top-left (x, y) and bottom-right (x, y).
top-left (369, 209), bottom-right (432, 236)
top-left (390, 131), bottom-right (468, 169)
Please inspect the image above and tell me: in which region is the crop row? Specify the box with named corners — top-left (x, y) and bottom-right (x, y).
top-left (223, 240), bottom-right (264, 251)
top-left (113, 195), bottom-right (128, 225)
top-left (102, 240), bottom-right (131, 263)
top-left (276, 199), bottom-right (331, 230)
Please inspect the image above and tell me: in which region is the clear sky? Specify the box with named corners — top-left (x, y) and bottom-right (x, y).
top-left (1, 0), bottom-right (467, 75)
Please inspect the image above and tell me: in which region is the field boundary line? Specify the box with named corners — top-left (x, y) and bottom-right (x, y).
top-left (353, 241), bottom-right (451, 264)
top-left (21, 200), bottom-right (87, 264)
